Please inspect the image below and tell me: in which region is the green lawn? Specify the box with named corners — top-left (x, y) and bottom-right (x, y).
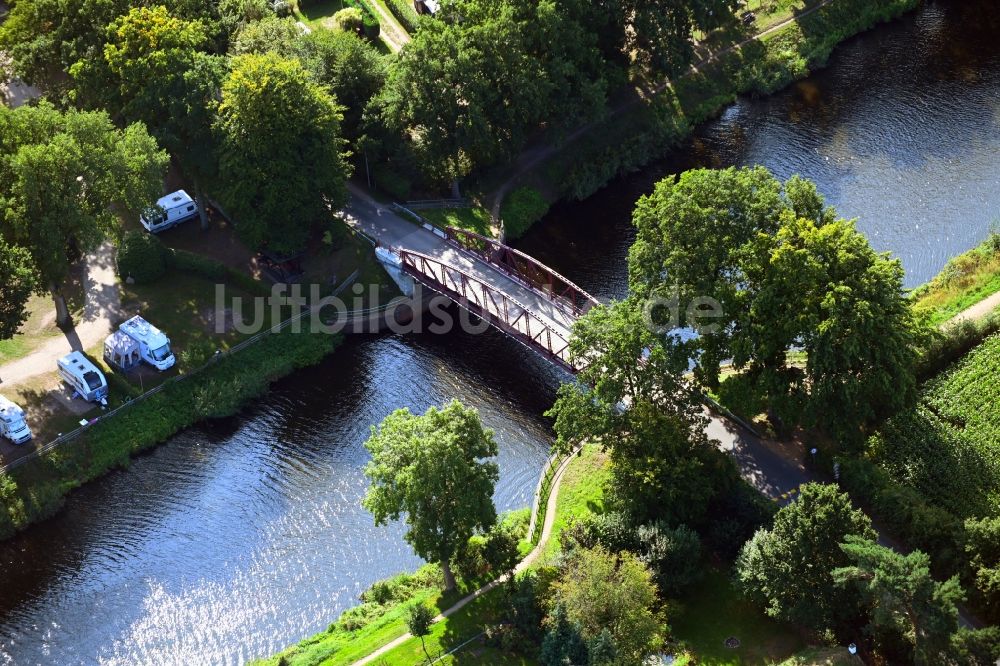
top-left (294, 0), bottom-right (346, 27)
top-left (544, 443), bottom-right (611, 559)
top-left (911, 235), bottom-right (1000, 325)
top-left (418, 206), bottom-right (496, 238)
top-left (670, 571), bottom-right (805, 665)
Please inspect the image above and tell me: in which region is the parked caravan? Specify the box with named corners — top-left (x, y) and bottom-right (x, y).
top-left (140, 190), bottom-right (198, 233)
top-left (119, 315), bottom-right (175, 371)
top-left (0, 395), bottom-right (32, 445)
top-left (104, 330), bottom-right (141, 372)
top-left (57, 352), bottom-right (109, 405)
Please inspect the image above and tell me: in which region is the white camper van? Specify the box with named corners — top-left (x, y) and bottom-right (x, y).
top-left (140, 190), bottom-right (198, 233)
top-left (0, 395), bottom-right (32, 445)
top-left (119, 315), bottom-right (175, 371)
top-left (57, 352), bottom-right (109, 405)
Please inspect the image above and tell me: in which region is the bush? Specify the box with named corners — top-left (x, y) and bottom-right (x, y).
top-left (343, 0), bottom-right (379, 41)
top-left (116, 230), bottom-right (167, 283)
top-left (331, 7), bottom-right (363, 33)
top-left (500, 186), bottom-right (550, 239)
top-left (915, 309), bottom-right (1000, 380)
top-left (384, 0), bottom-right (420, 34)
top-left (636, 522), bottom-right (701, 596)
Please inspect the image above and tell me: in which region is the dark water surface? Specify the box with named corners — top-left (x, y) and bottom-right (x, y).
top-left (1, 1), bottom-right (998, 664)
top-left (519, 0), bottom-right (1000, 291)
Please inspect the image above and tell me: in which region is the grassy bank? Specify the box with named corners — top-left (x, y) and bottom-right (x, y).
top-left (528, 0), bottom-right (920, 207)
top-left (910, 232), bottom-right (1000, 325)
top-left (0, 326), bottom-right (341, 540)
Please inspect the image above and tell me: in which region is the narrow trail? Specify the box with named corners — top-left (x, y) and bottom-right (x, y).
top-left (0, 242), bottom-right (122, 388)
top-left (350, 451), bottom-right (578, 666)
top-left (945, 289), bottom-right (1000, 326)
top-left (369, 1), bottom-right (410, 53)
top-left (487, 0), bottom-right (840, 221)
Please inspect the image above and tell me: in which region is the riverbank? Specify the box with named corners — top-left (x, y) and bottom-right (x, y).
top-left (0, 326), bottom-right (342, 540)
top-left (485, 0), bottom-right (921, 236)
top-left (911, 232), bottom-right (1000, 326)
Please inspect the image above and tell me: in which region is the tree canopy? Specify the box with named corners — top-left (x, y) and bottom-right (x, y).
top-left (736, 482), bottom-right (877, 635)
top-left (548, 545), bottom-right (665, 663)
top-left (214, 52), bottom-right (351, 253)
top-left (629, 166), bottom-right (922, 441)
top-left (0, 103), bottom-right (167, 325)
top-left (834, 537), bottom-right (964, 664)
top-left (362, 400), bottom-right (499, 591)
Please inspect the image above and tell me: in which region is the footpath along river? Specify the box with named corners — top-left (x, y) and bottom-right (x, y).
top-left (1, 0), bottom-right (998, 663)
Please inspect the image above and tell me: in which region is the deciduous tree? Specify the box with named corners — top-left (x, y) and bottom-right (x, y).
top-left (0, 239), bottom-right (37, 340)
top-left (549, 545), bottom-right (665, 663)
top-left (214, 53), bottom-right (350, 253)
top-left (362, 400), bottom-right (499, 591)
top-left (0, 103), bottom-right (167, 326)
top-left (736, 483), bottom-right (876, 635)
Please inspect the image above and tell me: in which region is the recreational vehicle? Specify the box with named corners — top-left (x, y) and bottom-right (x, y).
top-left (0, 395), bottom-right (32, 445)
top-left (119, 315), bottom-right (175, 371)
top-left (57, 352), bottom-right (109, 405)
top-left (140, 190), bottom-right (198, 233)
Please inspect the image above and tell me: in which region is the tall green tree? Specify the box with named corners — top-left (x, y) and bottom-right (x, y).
top-left (0, 103), bottom-right (167, 326)
top-left (964, 516), bottom-right (1000, 622)
top-left (548, 545), bottom-right (665, 663)
top-left (362, 400), bottom-right (499, 591)
top-left (834, 537), bottom-right (964, 665)
top-left (629, 167), bottom-right (921, 441)
top-left (100, 6), bottom-right (223, 228)
top-left (215, 52), bottom-right (351, 253)
top-left (547, 299), bottom-right (737, 527)
top-left (736, 483), bottom-right (877, 635)
top-left (0, 239), bottom-right (37, 340)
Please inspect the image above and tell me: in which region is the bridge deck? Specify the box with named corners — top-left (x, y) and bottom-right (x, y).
top-left (342, 188), bottom-right (577, 346)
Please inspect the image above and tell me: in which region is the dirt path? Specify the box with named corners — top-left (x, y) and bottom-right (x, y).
top-left (945, 289), bottom-right (1000, 327)
top-left (487, 0), bottom-right (840, 221)
top-left (0, 242), bottom-right (121, 388)
top-left (350, 451), bottom-right (578, 666)
top-left (369, 1), bottom-right (410, 53)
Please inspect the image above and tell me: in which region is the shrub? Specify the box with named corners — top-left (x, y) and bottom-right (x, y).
top-left (384, 0), bottom-right (419, 34)
top-left (331, 7), bottom-right (363, 33)
top-left (500, 186), bottom-right (550, 239)
top-left (116, 230), bottom-right (167, 283)
top-left (636, 522), bottom-right (702, 596)
top-left (343, 0), bottom-right (379, 40)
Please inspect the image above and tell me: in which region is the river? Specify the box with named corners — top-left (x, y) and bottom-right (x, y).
top-left (1, 0), bottom-right (998, 664)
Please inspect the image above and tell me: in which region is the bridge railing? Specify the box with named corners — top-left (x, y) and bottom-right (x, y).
top-left (397, 249), bottom-right (576, 371)
top-left (443, 227), bottom-right (600, 319)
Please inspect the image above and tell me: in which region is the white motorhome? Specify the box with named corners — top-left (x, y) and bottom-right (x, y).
top-left (140, 190), bottom-right (198, 233)
top-left (57, 352), bottom-right (109, 405)
top-left (0, 395), bottom-right (32, 445)
top-left (119, 315), bottom-right (175, 371)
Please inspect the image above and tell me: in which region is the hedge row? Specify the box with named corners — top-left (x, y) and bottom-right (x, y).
top-left (0, 327), bottom-right (341, 540)
top-left (384, 0), bottom-right (420, 34)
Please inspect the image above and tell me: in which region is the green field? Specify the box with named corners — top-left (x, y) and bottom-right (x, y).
top-left (870, 333), bottom-right (1000, 519)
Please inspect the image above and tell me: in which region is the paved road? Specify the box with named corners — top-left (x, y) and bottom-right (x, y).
top-left (0, 242), bottom-right (122, 388)
top-left (341, 186), bottom-right (577, 341)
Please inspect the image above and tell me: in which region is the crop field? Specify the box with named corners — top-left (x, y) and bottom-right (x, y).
top-left (870, 333), bottom-right (1000, 518)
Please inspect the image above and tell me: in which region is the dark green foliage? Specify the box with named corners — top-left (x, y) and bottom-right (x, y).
top-left (964, 516), bottom-right (1000, 622)
top-left (834, 537), bottom-right (964, 665)
top-left (839, 457), bottom-right (964, 576)
top-left (116, 230), bottom-right (168, 283)
top-left (736, 483), bottom-right (877, 636)
top-left (344, 0), bottom-right (380, 41)
top-left (587, 628), bottom-right (618, 666)
top-left (500, 186), bottom-right (550, 239)
top-left (949, 627), bottom-right (1000, 666)
top-left (630, 167), bottom-right (922, 443)
top-left (0, 238), bottom-right (37, 339)
top-left (384, 0), bottom-right (420, 33)
top-left (636, 522), bottom-right (701, 596)
top-left (540, 603), bottom-right (588, 666)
